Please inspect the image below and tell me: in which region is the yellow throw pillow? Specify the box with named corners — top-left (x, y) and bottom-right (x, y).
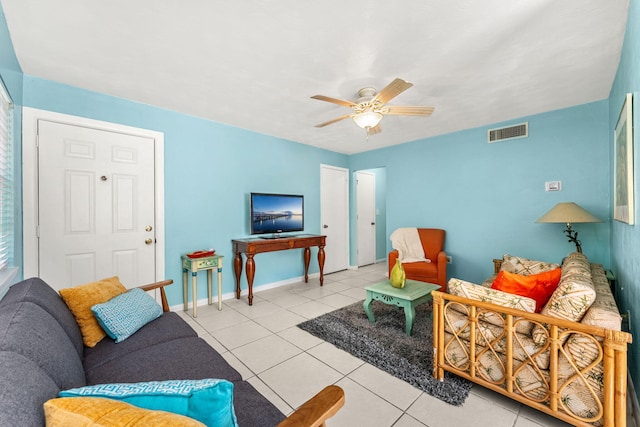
top-left (59, 277), bottom-right (127, 347)
top-left (44, 397), bottom-right (206, 426)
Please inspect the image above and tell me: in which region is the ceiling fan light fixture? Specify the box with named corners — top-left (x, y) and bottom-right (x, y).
top-left (353, 110), bottom-right (383, 129)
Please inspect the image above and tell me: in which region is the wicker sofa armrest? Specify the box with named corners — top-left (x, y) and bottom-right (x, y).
top-left (276, 385), bottom-right (345, 427)
top-left (137, 279), bottom-right (173, 312)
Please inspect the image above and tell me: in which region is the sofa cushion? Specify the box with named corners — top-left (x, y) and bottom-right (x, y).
top-left (491, 268), bottom-right (561, 312)
top-left (448, 278), bottom-right (537, 313)
top-left (448, 278), bottom-right (537, 335)
top-left (232, 380), bottom-right (286, 427)
top-left (580, 264), bottom-right (622, 330)
top-left (500, 254), bottom-right (560, 276)
top-left (60, 379), bottom-right (238, 427)
top-left (402, 261), bottom-right (438, 280)
top-left (0, 277), bottom-right (84, 356)
top-left (44, 397), bottom-right (206, 426)
top-left (92, 288), bottom-right (163, 343)
top-left (532, 253), bottom-right (597, 345)
top-left (59, 276), bottom-right (128, 347)
top-left (0, 301), bottom-right (86, 390)
top-left (83, 312), bottom-right (198, 373)
top-left (85, 337), bottom-right (243, 385)
top-left (0, 351), bottom-right (61, 427)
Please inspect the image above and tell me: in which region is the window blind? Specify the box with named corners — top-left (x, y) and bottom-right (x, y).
top-left (0, 80), bottom-right (13, 271)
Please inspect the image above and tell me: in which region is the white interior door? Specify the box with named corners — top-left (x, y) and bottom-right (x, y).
top-left (356, 171), bottom-right (376, 266)
top-left (37, 120), bottom-right (156, 289)
top-left (320, 165), bottom-right (349, 274)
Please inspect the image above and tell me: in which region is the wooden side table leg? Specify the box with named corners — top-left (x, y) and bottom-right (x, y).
top-left (318, 244), bottom-right (325, 286)
top-left (246, 254), bottom-right (255, 306)
top-left (217, 266), bottom-right (223, 311)
top-left (207, 269), bottom-right (213, 306)
top-left (191, 271), bottom-right (198, 317)
top-left (234, 252), bottom-right (242, 300)
top-left (303, 247), bottom-right (311, 283)
top-left (182, 268), bottom-right (188, 312)
top-left (363, 291), bottom-right (375, 323)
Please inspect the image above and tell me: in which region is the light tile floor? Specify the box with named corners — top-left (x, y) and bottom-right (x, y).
top-left (177, 263), bottom-right (633, 427)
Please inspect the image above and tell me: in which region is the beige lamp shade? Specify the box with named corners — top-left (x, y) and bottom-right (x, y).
top-left (535, 202), bottom-right (602, 224)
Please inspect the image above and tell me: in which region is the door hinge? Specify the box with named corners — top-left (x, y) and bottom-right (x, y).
top-left (35, 225), bottom-right (40, 238)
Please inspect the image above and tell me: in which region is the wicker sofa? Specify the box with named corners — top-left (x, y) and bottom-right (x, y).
top-left (432, 252), bottom-right (632, 427)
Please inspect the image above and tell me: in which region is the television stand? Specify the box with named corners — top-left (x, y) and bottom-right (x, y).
top-left (232, 234), bottom-right (326, 305)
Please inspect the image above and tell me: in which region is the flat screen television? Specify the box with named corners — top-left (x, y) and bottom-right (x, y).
top-left (250, 192), bottom-right (304, 236)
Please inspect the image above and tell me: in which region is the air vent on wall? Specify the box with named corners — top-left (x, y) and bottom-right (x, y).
top-left (488, 122), bottom-right (528, 143)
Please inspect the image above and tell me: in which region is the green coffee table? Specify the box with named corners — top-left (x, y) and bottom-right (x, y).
top-left (363, 279), bottom-right (440, 336)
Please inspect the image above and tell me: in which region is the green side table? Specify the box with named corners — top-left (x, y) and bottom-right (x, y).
top-left (363, 279), bottom-right (440, 336)
top-left (181, 254), bottom-right (223, 317)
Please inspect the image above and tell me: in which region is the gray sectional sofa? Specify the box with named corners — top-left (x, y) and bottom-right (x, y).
top-left (0, 277), bottom-right (343, 426)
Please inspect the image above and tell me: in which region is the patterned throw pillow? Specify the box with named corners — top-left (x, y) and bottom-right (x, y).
top-left (59, 277), bottom-right (127, 347)
top-left (91, 288), bottom-right (163, 343)
top-left (59, 379), bottom-right (238, 427)
top-left (44, 397), bottom-right (206, 426)
top-left (500, 254), bottom-right (560, 276)
top-left (447, 277), bottom-right (537, 335)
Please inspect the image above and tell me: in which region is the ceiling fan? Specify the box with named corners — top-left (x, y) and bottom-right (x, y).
top-left (311, 78), bottom-right (434, 136)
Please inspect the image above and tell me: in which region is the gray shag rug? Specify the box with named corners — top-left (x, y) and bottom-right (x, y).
top-left (297, 300), bottom-right (472, 406)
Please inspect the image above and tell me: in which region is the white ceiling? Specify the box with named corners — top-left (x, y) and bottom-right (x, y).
top-left (1, 0), bottom-right (630, 154)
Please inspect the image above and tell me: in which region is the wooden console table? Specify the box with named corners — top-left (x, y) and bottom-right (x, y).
top-left (232, 234), bottom-right (326, 305)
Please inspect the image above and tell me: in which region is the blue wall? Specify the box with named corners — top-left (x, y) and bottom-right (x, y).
top-left (609, 0), bottom-right (640, 394)
top-left (350, 101), bottom-right (611, 284)
top-left (21, 76), bottom-right (349, 304)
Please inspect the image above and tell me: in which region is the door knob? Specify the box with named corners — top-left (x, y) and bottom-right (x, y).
top-left (371, 222), bottom-right (375, 225)
top-left (145, 225), bottom-right (153, 232)
top-left (145, 238), bottom-right (153, 245)
top-left (323, 224), bottom-right (329, 228)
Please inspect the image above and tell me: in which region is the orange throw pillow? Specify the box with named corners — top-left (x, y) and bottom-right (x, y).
top-left (59, 277), bottom-right (127, 347)
top-left (491, 268), bottom-right (561, 312)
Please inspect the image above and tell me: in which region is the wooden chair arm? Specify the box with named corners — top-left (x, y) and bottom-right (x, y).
top-left (276, 385), bottom-right (345, 427)
top-left (137, 279), bottom-right (173, 312)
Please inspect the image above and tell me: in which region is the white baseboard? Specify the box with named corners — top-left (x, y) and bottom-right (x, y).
top-left (170, 272), bottom-right (320, 311)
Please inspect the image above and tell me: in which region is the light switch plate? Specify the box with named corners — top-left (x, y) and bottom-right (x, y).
top-left (545, 181), bottom-right (561, 191)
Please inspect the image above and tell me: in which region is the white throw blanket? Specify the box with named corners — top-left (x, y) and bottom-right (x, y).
top-left (390, 228), bottom-right (431, 263)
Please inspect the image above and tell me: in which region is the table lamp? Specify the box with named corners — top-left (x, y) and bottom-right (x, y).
top-left (535, 202), bottom-right (602, 253)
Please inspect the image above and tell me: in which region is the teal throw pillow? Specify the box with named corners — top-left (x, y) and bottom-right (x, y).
top-left (59, 379), bottom-right (238, 427)
top-left (91, 287), bottom-right (162, 343)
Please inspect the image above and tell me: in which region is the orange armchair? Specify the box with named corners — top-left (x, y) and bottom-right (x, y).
top-left (388, 228), bottom-right (447, 291)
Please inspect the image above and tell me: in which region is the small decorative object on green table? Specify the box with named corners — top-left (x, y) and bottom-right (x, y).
top-left (363, 279), bottom-right (440, 336)
top-left (389, 259), bottom-right (406, 288)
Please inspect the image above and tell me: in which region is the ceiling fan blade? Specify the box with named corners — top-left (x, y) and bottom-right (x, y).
top-left (311, 95), bottom-right (357, 108)
top-left (314, 114), bottom-right (353, 128)
top-left (383, 106), bottom-right (435, 116)
top-left (373, 78), bottom-right (413, 105)
top-left (368, 124), bottom-right (382, 135)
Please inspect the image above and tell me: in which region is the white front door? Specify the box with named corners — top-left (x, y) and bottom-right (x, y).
top-left (320, 165), bottom-right (349, 274)
top-left (36, 120), bottom-right (157, 289)
top-left (356, 171), bottom-right (376, 266)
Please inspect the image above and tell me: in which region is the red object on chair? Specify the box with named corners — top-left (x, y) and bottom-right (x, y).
top-left (388, 228), bottom-right (447, 291)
